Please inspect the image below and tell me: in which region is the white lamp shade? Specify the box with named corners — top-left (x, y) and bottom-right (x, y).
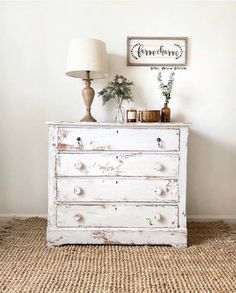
top-left (65, 38), bottom-right (108, 79)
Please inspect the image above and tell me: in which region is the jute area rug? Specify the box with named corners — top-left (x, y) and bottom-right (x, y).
top-left (0, 218), bottom-right (235, 293)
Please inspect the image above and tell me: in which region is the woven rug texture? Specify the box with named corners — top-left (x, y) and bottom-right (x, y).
top-left (0, 218), bottom-right (236, 293)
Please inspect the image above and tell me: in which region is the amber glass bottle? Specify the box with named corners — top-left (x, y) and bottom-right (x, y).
top-left (161, 103), bottom-right (171, 122)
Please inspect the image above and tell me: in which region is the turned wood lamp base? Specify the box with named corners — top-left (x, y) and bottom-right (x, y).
top-left (80, 115), bottom-right (96, 122)
top-left (80, 71), bottom-right (97, 122)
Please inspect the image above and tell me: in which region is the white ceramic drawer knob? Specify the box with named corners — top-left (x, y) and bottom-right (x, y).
top-left (74, 214), bottom-right (82, 222)
top-left (155, 214), bottom-right (161, 221)
top-left (74, 161), bottom-right (83, 170)
top-left (155, 188), bottom-right (162, 196)
top-left (155, 163), bottom-right (162, 171)
top-left (74, 186), bottom-right (82, 195)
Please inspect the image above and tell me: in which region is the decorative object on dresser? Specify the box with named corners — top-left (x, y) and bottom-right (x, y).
top-left (47, 122), bottom-right (190, 247)
top-left (138, 110), bottom-right (160, 122)
top-left (65, 38), bottom-right (108, 122)
top-left (98, 75), bottom-right (134, 123)
top-left (157, 71), bottom-right (175, 122)
top-left (126, 109), bottom-right (137, 123)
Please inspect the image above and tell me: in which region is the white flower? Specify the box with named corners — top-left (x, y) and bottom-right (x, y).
top-left (117, 78), bottom-right (123, 84)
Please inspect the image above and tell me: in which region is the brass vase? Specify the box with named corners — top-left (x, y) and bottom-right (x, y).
top-left (161, 103), bottom-right (171, 122)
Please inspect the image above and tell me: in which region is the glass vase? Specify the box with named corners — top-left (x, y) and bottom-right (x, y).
top-left (114, 103), bottom-right (125, 123)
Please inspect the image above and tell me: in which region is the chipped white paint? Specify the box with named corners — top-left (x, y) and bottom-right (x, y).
top-left (47, 121), bottom-right (191, 127)
top-left (57, 153), bottom-right (179, 177)
top-left (47, 122), bottom-right (190, 247)
top-left (57, 127), bottom-right (180, 152)
top-left (57, 178), bottom-right (179, 203)
top-left (56, 204), bottom-right (178, 228)
top-left (47, 228), bottom-right (187, 247)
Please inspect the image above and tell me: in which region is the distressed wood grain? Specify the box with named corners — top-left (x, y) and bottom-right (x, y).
top-left (56, 153), bottom-right (179, 177)
top-left (47, 228), bottom-right (187, 247)
top-left (57, 178), bottom-right (179, 203)
top-left (47, 121), bottom-right (191, 128)
top-left (56, 204), bottom-right (178, 228)
top-left (57, 127), bottom-right (180, 151)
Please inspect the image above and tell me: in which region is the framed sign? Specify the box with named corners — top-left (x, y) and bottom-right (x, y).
top-left (127, 37), bottom-right (188, 66)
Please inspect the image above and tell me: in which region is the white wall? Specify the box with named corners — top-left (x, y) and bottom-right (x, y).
top-left (0, 0), bottom-right (235, 221)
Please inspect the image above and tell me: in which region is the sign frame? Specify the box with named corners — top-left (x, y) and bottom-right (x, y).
top-left (127, 36), bottom-right (188, 66)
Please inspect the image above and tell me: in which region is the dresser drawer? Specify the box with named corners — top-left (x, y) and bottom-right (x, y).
top-left (57, 127), bottom-right (180, 152)
top-left (57, 153), bottom-right (179, 177)
top-left (56, 204), bottom-right (178, 228)
top-left (57, 178), bottom-right (178, 203)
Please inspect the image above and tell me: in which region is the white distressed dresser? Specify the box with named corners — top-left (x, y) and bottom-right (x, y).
top-left (47, 122), bottom-right (190, 247)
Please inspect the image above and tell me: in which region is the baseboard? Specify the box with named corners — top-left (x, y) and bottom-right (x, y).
top-left (0, 213), bottom-right (47, 223)
top-left (188, 215), bottom-right (236, 224)
top-left (0, 213), bottom-right (235, 224)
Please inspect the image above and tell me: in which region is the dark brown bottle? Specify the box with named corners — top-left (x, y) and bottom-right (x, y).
top-left (161, 103), bottom-right (171, 122)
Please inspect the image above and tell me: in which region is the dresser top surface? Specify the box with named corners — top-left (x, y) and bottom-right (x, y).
top-left (46, 121), bottom-right (191, 128)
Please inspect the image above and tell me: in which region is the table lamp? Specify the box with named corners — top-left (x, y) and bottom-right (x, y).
top-left (65, 38), bottom-right (108, 122)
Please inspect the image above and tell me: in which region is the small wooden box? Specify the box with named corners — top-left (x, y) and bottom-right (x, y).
top-left (138, 110), bottom-right (160, 122)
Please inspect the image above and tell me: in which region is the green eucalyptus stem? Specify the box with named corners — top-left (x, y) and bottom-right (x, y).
top-left (98, 75), bottom-right (134, 106)
top-left (157, 72), bottom-right (175, 104)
